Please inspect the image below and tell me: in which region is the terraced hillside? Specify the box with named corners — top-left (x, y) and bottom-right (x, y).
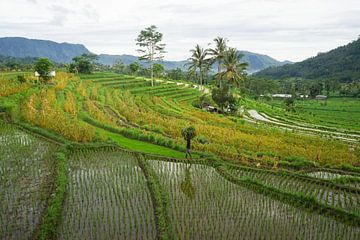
top-left (81, 73), bottom-right (201, 102)
top-left (1, 71), bottom-right (360, 239)
top-left (75, 72), bottom-right (358, 168)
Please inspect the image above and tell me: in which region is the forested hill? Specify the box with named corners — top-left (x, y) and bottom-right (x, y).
top-left (0, 37), bottom-right (90, 63)
top-left (97, 54), bottom-right (188, 71)
top-left (256, 39), bottom-right (360, 81)
top-left (98, 51), bottom-right (289, 73)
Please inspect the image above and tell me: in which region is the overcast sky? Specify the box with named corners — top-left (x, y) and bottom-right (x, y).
top-left (1, 0), bottom-right (359, 62)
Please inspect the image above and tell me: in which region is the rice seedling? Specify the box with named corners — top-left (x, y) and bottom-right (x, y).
top-left (58, 148), bottom-right (156, 240)
top-left (0, 121), bottom-right (57, 240)
top-left (148, 159), bottom-right (360, 239)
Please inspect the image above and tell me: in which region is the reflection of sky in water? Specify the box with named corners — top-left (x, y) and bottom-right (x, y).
top-left (308, 171), bottom-right (360, 180)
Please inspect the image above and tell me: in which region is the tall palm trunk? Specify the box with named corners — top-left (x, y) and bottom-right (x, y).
top-left (218, 62), bottom-right (222, 88)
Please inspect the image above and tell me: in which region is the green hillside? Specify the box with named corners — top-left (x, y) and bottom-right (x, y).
top-left (256, 39), bottom-right (360, 81)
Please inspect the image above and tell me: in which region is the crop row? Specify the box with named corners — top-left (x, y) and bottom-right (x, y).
top-left (0, 121), bottom-right (57, 240)
top-left (148, 159), bottom-right (360, 239)
top-left (58, 148), bottom-right (157, 240)
top-left (225, 165), bottom-right (360, 214)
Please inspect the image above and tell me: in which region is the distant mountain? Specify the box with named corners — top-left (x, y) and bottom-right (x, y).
top-left (256, 39), bottom-right (360, 81)
top-left (237, 51), bottom-right (291, 74)
top-left (98, 51), bottom-right (290, 73)
top-left (97, 54), bottom-right (188, 70)
top-left (0, 37), bottom-right (90, 63)
top-left (0, 37), bottom-right (289, 72)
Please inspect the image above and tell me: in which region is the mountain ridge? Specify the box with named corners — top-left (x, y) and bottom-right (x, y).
top-left (0, 36), bottom-right (290, 72)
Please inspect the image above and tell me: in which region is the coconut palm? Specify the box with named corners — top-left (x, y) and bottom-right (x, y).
top-left (209, 37), bottom-right (228, 88)
top-left (187, 44), bottom-right (210, 90)
top-left (219, 47), bottom-right (248, 90)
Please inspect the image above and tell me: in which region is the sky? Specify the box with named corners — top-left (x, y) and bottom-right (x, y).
top-left (0, 0), bottom-right (359, 62)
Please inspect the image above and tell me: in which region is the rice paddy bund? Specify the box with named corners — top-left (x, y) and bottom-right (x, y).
top-left (0, 72), bottom-right (360, 239)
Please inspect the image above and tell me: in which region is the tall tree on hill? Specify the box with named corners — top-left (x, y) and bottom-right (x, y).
top-left (219, 48), bottom-right (248, 92)
top-left (136, 25), bottom-right (166, 87)
top-left (187, 44), bottom-right (210, 90)
top-left (209, 37), bottom-right (228, 88)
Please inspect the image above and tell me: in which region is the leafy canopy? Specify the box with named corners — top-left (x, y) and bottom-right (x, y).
top-left (34, 58), bottom-right (54, 83)
top-left (136, 25), bottom-right (166, 85)
top-left (187, 44), bottom-right (211, 86)
top-left (181, 126), bottom-right (197, 141)
top-left (70, 53), bottom-right (98, 74)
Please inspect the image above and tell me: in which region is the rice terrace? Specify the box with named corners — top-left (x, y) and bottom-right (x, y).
top-left (1, 0), bottom-right (360, 239)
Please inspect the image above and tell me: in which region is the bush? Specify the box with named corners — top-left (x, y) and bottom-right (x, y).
top-left (196, 135), bottom-right (209, 144)
top-left (17, 75), bottom-right (27, 83)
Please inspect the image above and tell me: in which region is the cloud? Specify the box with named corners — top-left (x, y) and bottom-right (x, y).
top-left (1, 0), bottom-right (360, 61)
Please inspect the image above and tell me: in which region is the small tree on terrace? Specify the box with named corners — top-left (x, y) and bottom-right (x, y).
top-left (34, 58), bottom-right (54, 84)
top-left (136, 25), bottom-right (166, 86)
top-left (181, 126), bottom-right (196, 159)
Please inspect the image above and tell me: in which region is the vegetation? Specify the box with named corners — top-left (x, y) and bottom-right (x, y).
top-left (253, 97), bottom-right (360, 131)
top-left (69, 53), bottom-right (98, 74)
top-left (187, 44), bottom-right (210, 89)
top-left (136, 25), bottom-right (166, 86)
top-left (0, 54), bottom-right (37, 71)
top-left (34, 58), bottom-right (54, 83)
top-left (0, 55), bottom-right (359, 239)
top-left (0, 121), bottom-right (57, 239)
top-left (256, 38), bottom-right (360, 82)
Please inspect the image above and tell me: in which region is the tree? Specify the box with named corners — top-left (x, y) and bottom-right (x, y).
top-left (112, 59), bottom-right (125, 73)
top-left (187, 44), bottom-right (210, 90)
top-left (153, 63), bottom-right (165, 78)
top-left (284, 97), bottom-right (296, 112)
top-left (34, 58), bottom-right (54, 84)
top-left (218, 48), bottom-right (248, 91)
top-left (209, 37), bottom-right (228, 88)
top-left (309, 82), bottom-right (323, 98)
top-left (212, 85), bottom-right (236, 113)
top-left (181, 126), bottom-right (196, 159)
top-left (71, 53), bottom-right (98, 74)
top-left (167, 68), bottom-right (185, 81)
top-left (136, 25), bottom-right (166, 86)
top-left (129, 62), bottom-right (140, 75)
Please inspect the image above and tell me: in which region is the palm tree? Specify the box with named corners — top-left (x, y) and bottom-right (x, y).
top-left (209, 37), bottom-right (228, 88)
top-left (187, 44), bottom-right (210, 90)
top-left (219, 47), bottom-right (248, 91)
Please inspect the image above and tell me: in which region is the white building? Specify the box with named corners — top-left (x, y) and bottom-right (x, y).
top-left (272, 94), bottom-right (292, 98)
